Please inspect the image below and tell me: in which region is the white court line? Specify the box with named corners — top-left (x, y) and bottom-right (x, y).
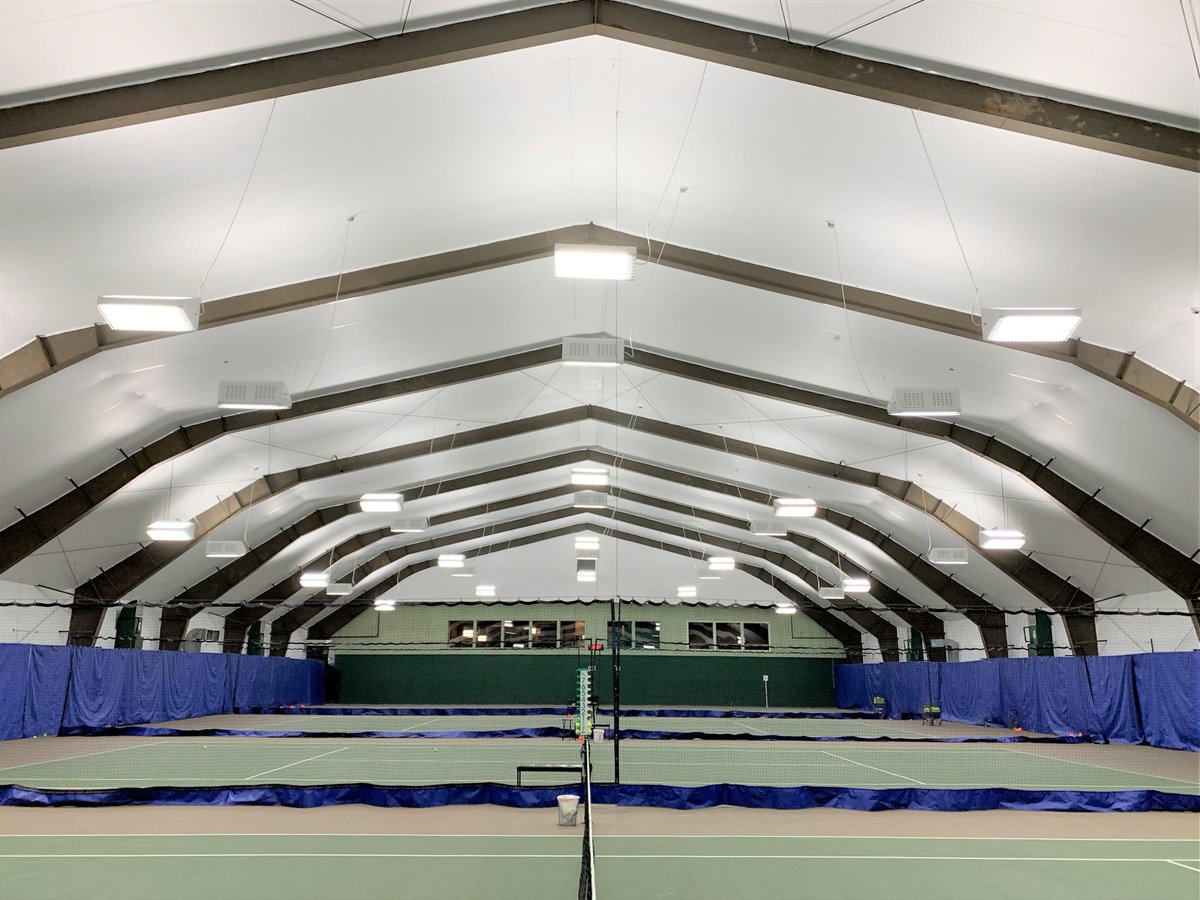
top-left (0, 742), bottom-right (170, 773)
top-left (1164, 860), bottom-right (1200, 873)
top-left (244, 746), bottom-right (349, 780)
top-left (398, 719), bottom-right (439, 733)
top-left (0, 853), bottom-right (1182, 862)
top-left (0, 834), bottom-right (1193, 843)
top-left (1005, 748), bottom-right (1200, 787)
top-left (820, 750), bottom-right (925, 785)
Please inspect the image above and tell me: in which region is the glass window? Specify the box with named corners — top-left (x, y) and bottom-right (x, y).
top-left (716, 622), bottom-right (743, 649)
top-left (634, 621), bottom-right (660, 649)
top-left (476, 620), bottom-right (502, 647)
top-left (531, 621), bottom-right (557, 649)
top-left (503, 621), bottom-right (530, 649)
top-left (560, 620), bottom-right (586, 648)
top-left (608, 620), bottom-right (632, 649)
top-left (688, 622), bottom-right (714, 649)
top-left (743, 622), bottom-right (769, 650)
top-left (448, 621), bottom-right (475, 648)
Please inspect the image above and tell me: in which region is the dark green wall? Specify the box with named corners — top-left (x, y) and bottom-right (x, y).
top-left (338, 653), bottom-right (837, 707)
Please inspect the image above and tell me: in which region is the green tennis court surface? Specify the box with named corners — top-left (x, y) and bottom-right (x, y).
top-left (2, 738), bottom-right (1196, 792)
top-left (0, 834), bottom-right (1195, 900)
top-left (151, 711), bottom-right (1002, 739)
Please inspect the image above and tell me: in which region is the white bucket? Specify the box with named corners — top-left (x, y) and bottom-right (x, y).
top-left (594, 727), bottom-right (605, 743)
top-left (557, 793), bottom-right (580, 826)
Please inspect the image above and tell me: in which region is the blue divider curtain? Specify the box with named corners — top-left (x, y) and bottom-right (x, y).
top-left (0, 643), bottom-right (323, 741)
top-left (834, 651), bottom-right (1199, 752)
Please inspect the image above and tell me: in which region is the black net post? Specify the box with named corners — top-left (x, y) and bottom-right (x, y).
top-left (609, 597), bottom-right (621, 785)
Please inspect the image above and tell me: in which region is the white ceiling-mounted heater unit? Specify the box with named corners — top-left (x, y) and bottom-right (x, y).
top-left (573, 491), bottom-right (610, 509)
top-left (217, 380), bottom-right (292, 410)
top-left (205, 540), bottom-right (247, 559)
top-left (561, 337), bottom-right (624, 367)
top-left (818, 587), bottom-right (845, 601)
top-left (928, 547), bottom-right (969, 565)
top-left (887, 387), bottom-right (961, 418)
top-left (390, 517), bottom-right (428, 533)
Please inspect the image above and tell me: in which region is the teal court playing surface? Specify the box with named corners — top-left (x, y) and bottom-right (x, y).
top-left (1, 735), bottom-right (1196, 793)
top-left (0, 833), bottom-right (1195, 900)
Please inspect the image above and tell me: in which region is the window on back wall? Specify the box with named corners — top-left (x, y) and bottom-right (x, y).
top-left (476, 620), bottom-right (502, 648)
top-left (607, 620), bottom-right (632, 649)
top-left (448, 620), bottom-right (476, 648)
top-left (502, 620), bottom-right (531, 649)
top-left (688, 621), bottom-right (769, 651)
top-left (531, 621), bottom-right (557, 649)
top-left (560, 620), bottom-right (585, 648)
top-left (634, 621), bottom-right (661, 650)
top-left (688, 621), bottom-right (715, 650)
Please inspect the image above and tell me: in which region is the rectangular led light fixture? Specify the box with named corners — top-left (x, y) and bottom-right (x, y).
top-left (360, 492), bottom-right (402, 512)
top-left (575, 536), bottom-right (601, 551)
top-left (774, 498), bottom-right (817, 517)
top-left (819, 587), bottom-right (845, 600)
top-left (299, 571), bottom-right (330, 588)
top-left (326, 582), bottom-right (352, 596)
top-left (450, 567), bottom-right (476, 578)
top-left (475, 584), bottom-right (497, 597)
top-left (842, 577), bottom-right (871, 594)
top-left (577, 572), bottom-right (597, 583)
top-left (390, 516), bottom-right (428, 533)
top-left (775, 604), bottom-right (797, 615)
top-left (216, 380), bottom-right (292, 410)
top-left (571, 467), bottom-right (609, 486)
top-left (982, 307), bottom-right (1082, 343)
top-left (374, 602), bottom-right (395, 612)
top-left (146, 519), bottom-right (195, 541)
top-left (561, 337), bottom-right (624, 367)
top-left (980, 529), bottom-right (1027, 550)
top-left (554, 244), bottom-right (636, 280)
top-left (707, 556), bottom-right (735, 571)
top-left (205, 539), bottom-right (246, 558)
top-left (573, 491), bottom-right (610, 509)
top-left (97, 295), bottom-right (200, 332)
top-left (928, 547), bottom-right (970, 565)
top-left (887, 387), bottom-right (961, 418)
top-left (748, 519), bottom-right (787, 536)
top-left (677, 586), bottom-right (697, 598)
top-left (697, 564), bottom-right (721, 581)
top-left (438, 554), bottom-right (466, 568)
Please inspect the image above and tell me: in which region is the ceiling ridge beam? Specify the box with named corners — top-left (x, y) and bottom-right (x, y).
top-left (2, 0), bottom-right (1191, 169)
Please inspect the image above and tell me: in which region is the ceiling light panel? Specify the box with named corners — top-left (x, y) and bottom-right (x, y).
top-left (773, 498), bottom-right (817, 517)
top-left (707, 556), bottom-right (735, 571)
top-left (554, 244), bottom-right (636, 280)
top-left (326, 582), bottom-right (352, 596)
top-left (982, 308), bottom-right (1082, 343)
top-left (571, 467), bottom-right (609, 486)
top-left (980, 529), bottom-right (1027, 550)
top-left (299, 571), bottom-right (330, 588)
top-left (438, 554), bottom-right (466, 568)
top-left (450, 567), bottom-right (476, 578)
top-left (360, 492), bottom-right (402, 512)
top-left (146, 520), bottom-right (194, 541)
top-left (841, 577), bottom-right (871, 594)
top-left (97, 295), bottom-right (199, 332)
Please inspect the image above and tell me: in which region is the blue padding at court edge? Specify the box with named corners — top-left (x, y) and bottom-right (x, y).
top-left (0, 783), bottom-right (575, 810)
top-left (593, 784), bottom-right (1200, 813)
top-left (235, 705), bottom-right (574, 716)
top-left (835, 652), bottom-right (1200, 752)
top-left (62, 725), bottom-right (574, 740)
top-left (0, 642), bottom-right (324, 742)
top-left (1132, 652), bottom-right (1200, 752)
top-left (597, 708), bottom-right (875, 720)
top-left (3, 782), bottom-right (1195, 814)
top-left (614, 729), bottom-right (1095, 744)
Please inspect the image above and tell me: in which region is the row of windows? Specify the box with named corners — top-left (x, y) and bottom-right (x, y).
top-left (448, 620), bottom-right (588, 649)
top-left (446, 620), bottom-right (769, 650)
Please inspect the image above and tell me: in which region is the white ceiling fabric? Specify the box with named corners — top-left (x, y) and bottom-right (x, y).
top-left (0, 1), bottom-right (1195, 635)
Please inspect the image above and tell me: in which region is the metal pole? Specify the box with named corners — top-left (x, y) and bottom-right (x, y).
top-left (763, 673), bottom-right (769, 708)
top-left (611, 597), bottom-right (621, 785)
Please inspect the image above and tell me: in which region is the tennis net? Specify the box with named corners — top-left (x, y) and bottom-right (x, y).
top-left (578, 739), bottom-right (596, 900)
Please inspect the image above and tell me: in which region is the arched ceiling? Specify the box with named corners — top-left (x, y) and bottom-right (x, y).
top-left (1, 1), bottom-right (1196, 654)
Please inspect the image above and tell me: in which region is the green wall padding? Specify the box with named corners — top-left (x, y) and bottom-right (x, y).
top-left (338, 653), bottom-right (836, 707)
